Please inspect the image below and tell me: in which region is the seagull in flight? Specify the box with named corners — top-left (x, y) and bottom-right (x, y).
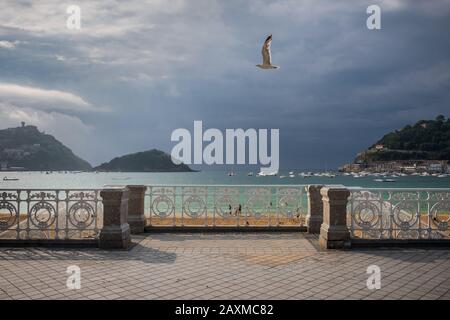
top-left (256, 34), bottom-right (279, 69)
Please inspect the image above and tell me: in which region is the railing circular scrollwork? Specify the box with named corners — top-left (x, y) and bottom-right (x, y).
top-left (183, 195), bottom-right (206, 218)
top-left (278, 188), bottom-right (301, 217)
top-left (246, 188), bottom-right (271, 218)
top-left (29, 201), bottom-right (56, 229)
top-left (353, 201), bottom-right (380, 229)
top-left (151, 195), bottom-right (175, 218)
top-left (430, 201), bottom-right (450, 231)
top-left (392, 201), bottom-right (419, 231)
top-left (68, 201), bottom-right (95, 229)
top-left (215, 188), bottom-right (239, 218)
top-left (0, 201), bottom-right (18, 230)
top-left (348, 188), bottom-right (450, 240)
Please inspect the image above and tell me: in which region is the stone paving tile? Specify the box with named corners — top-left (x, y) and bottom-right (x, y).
top-left (0, 233), bottom-right (449, 300)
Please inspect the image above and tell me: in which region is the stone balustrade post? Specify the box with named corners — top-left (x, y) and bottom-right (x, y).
top-left (99, 187), bottom-right (131, 249)
top-left (306, 185), bottom-right (324, 234)
top-left (126, 185), bottom-right (147, 234)
top-left (319, 186), bottom-right (351, 249)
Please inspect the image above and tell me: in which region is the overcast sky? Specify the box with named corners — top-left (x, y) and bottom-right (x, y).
top-left (0, 0), bottom-right (449, 170)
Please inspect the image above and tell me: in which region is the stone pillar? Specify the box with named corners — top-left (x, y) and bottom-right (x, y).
top-left (319, 186), bottom-right (351, 249)
top-left (99, 187), bottom-right (131, 249)
top-left (127, 185), bottom-right (147, 234)
top-left (306, 185), bottom-right (324, 234)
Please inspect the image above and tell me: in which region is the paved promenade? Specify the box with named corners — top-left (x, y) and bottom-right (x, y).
top-left (0, 233), bottom-right (449, 300)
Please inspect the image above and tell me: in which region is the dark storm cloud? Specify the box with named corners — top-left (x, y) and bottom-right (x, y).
top-left (0, 0), bottom-right (449, 169)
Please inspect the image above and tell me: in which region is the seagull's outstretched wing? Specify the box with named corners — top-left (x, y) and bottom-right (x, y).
top-left (261, 34), bottom-right (272, 65)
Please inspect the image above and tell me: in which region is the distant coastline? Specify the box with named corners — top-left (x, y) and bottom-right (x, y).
top-left (0, 124), bottom-right (192, 173)
top-left (94, 149), bottom-right (193, 172)
top-left (340, 115), bottom-right (450, 174)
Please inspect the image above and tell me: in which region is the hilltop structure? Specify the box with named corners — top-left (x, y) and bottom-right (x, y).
top-left (0, 123), bottom-right (92, 171)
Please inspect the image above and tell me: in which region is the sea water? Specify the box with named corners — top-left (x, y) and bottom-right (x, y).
top-left (1, 171), bottom-right (449, 189)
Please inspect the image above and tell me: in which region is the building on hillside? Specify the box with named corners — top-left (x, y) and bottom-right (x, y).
top-left (428, 162), bottom-right (443, 173)
top-left (340, 159), bottom-right (449, 174)
top-left (2, 148), bottom-right (25, 159)
top-left (401, 166), bottom-right (417, 173)
top-left (338, 163), bottom-right (366, 172)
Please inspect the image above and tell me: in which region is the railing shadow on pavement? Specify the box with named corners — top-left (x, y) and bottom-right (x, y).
top-left (0, 242), bottom-right (177, 264)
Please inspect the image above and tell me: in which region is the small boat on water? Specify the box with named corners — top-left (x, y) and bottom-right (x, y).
top-left (3, 177), bottom-right (19, 181)
top-left (257, 171), bottom-right (277, 177)
top-left (299, 172), bottom-right (313, 178)
top-left (228, 171), bottom-right (236, 176)
top-left (374, 178), bottom-right (396, 183)
top-left (247, 172), bottom-right (253, 176)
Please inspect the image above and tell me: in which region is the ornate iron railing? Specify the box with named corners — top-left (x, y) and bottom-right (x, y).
top-left (0, 189), bottom-right (102, 240)
top-left (145, 185), bottom-right (308, 227)
top-left (347, 188), bottom-right (450, 240)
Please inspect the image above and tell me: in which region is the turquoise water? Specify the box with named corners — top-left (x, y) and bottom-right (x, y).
top-left (0, 171), bottom-right (449, 189)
